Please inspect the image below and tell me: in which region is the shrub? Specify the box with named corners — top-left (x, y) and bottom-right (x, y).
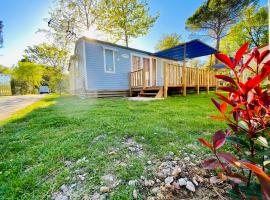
top-left (198, 43), bottom-right (270, 199)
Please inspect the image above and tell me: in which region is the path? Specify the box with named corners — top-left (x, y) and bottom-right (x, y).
top-left (0, 95), bottom-right (46, 121)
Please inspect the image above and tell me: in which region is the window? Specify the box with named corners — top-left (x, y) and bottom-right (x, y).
top-left (104, 48), bottom-right (115, 73)
top-left (132, 55), bottom-right (141, 71)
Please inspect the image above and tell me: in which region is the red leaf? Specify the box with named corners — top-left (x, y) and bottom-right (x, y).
top-left (219, 86), bottom-right (237, 93)
top-left (260, 61), bottom-right (270, 80)
top-left (215, 92), bottom-right (236, 106)
top-left (259, 49), bottom-right (270, 64)
top-left (213, 130), bottom-right (226, 150)
top-left (240, 54), bottom-right (255, 75)
top-left (220, 102), bottom-right (227, 114)
top-left (202, 157), bottom-right (219, 169)
top-left (215, 53), bottom-right (235, 70)
top-left (245, 75), bottom-right (262, 92)
top-left (241, 161), bottom-right (270, 200)
top-left (215, 75), bottom-right (236, 85)
top-left (209, 116), bottom-right (226, 120)
top-left (198, 138), bottom-right (213, 150)
top-left (235, 42), bottom-right (249, 65)
top-left (211, 98), bottom-right (221, 112)
top-left (217, 152), bottom-right (240, 167)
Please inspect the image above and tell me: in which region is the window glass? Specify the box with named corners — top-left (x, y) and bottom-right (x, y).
top-left (105, 49), bottom-right (114, 72)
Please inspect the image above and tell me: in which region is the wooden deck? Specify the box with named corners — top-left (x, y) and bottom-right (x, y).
top-left (129, 62), bottom-right (219, 98)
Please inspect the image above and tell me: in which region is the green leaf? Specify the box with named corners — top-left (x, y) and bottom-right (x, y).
top-left (263, 160), bottom-right (270, 166)
top-left (255, 136), bottom-right (269, 148)
top-left (238, 121), bottom-right (249, 131)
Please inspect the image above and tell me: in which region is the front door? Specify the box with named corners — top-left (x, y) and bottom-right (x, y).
top-left (143, 58), bottom-right (150, 86)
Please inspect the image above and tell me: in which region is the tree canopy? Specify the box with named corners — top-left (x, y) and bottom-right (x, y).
top-left (185, 0), bottom-right (257, 51)
top-left (45, 0), bottom-right (98, 47)
top-left (220, 5), bottom-right (268, 54)
top-left (95, 0), bottom-right (159, 47)
top-left (155, 33), bottom-right (181, 51)
top-left (24, 43), bottom-right (69, 69)
top-left (12, 62), bottom-right (44, 94)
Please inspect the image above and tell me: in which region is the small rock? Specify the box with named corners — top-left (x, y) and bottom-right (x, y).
top-left (172, 166), bottom-right (181, 177)
top-left (151, 187), bottom-right (160, 194)
top-left (173, 182), bottom-right (180, 189)
top-left (178, 178), bottom-right (187, 186)
top-left (60, 185), bottom-right (68, 193)
top-left (128, 180), bottom-right (137, 186)
top-left (164, 176), bottom-right (174, 185)
top-left (133, 189), bottom-right (138, 199)
top-left (184, 157), bottom-right (190, 161)
top-left (192, 177), bottom-right (199, 186)
top-left (190, 154), bottom-right (196, 159)
top-left (100, 186), bottom-right (110, 193)
top-left (78, 174), bottom-right (86, 181)
top-left (101, 174), bottom-right (116, 187)
top-left (82, 195), bottom-right (90, 200)
top-left (91, 192), bottom-right (100, 200)
top-left (155, 178), bottom-right (161, 183)
top-left (186, 181), bottom-right (195, 192)
top-left (147, 197), bottom-right (155, 200)
top-left (52, 192), bottom-right (69, 200)
top-left (147, 160), bottom-right (152, 165)
top-left (161, 168), bottom-right (171, 177)
top-left (210, 176), bottom-right (223, 184)
top-left (64, 161), bottom-right (72, 167)
top-left (144, 180), bottom-right (155, 187)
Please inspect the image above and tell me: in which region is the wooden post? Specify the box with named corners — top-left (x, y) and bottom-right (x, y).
top-left (215, 70), bottom-right (218, 92)
top-left (207, 69), bottom-right (210, 94)
top-left (143, 66), bottom-right (146, 89)
top-left (196, 68), bottom-right (200, 95)
top-left (129, 73), bottom-right (132, 97)
top-left (182, 44), bottom-right (187, 96)
top-left (164, 63), bottom-right (168, 98)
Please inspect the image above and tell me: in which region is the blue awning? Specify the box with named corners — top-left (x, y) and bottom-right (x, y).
top-left (153, 39), bottom-right (218, 61)
top-left (210, 64), bottom-right (227, 69)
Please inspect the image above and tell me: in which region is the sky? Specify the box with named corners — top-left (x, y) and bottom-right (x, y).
top-left (0, 0), bottom-right (268, 67)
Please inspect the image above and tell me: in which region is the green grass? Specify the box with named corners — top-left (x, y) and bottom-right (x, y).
top-left (0, 93), bottom-right (226, 199)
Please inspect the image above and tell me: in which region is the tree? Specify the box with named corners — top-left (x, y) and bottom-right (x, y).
top-left (24, 43), bottom-right (69, 69)
top-left (12, 62), bottom-right (44, 94)
top-left (0, 65), bottom-right (11, 74)
top-left (23, 44), bottom-right (69, 93)
top-left (220, 6), bottom-right (268, 54)
top-left (95, 0), bottom-right (159, 47)
top-left (185, 0), bottom-right (257, 53)
top-left (155, 33), bottom-right (181, 51)
top-left (0, 21), bottom-right (3, 48)
top-left (45, 0), bottom-right (98, 47)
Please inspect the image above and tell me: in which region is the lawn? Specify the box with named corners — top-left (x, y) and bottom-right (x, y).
top-left (0, 93), bottom-right (226, 199)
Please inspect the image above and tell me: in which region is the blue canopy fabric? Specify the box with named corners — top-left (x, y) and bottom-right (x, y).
top-left (210, 64), bottom-right (227, 69)
top-left (153, 39), bottom-right (218, 61)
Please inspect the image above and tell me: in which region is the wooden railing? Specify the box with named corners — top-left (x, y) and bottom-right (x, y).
top-left (164, 63), bottom-right (218, 96)
top-left (130, 68), bottom-right (144, 88)
top-left (129, 63), bottom-right (219, 97)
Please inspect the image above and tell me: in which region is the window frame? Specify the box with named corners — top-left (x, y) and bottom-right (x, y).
top-left (103, 47), bottom-right (116, 74)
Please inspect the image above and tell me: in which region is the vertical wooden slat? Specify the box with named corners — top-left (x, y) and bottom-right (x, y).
top-left (196, 68), bottom-right (200, 95)
top-left (164, 63), bottom-right (168, 98)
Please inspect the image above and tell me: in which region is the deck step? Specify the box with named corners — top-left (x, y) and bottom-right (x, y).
top-left (141, 93), bottom-right (157, 96)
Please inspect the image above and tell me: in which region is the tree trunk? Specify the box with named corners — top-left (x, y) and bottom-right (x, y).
top-left (125, 33), bottom-right (129, 47)
top-left (215, 37), bottom-right (221, 64)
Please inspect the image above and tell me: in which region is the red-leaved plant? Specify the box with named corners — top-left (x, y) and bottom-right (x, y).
top-left (198, 42), bottom-right (270, 199)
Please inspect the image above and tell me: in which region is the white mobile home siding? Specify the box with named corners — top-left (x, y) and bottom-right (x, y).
top-left (84, 41), bottom-right (150, 91)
